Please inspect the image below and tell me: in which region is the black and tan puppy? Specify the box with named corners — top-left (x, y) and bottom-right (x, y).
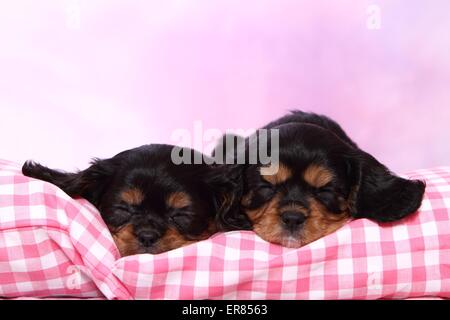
top-left (215, 111), bottom-right (426, 248)
top-left (22, 144), bottom-right (239, 256)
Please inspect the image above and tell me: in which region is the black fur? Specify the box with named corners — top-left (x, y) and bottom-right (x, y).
top-left (347, 150), bottom-right (426, 222)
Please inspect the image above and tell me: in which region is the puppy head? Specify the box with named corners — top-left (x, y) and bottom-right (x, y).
top-left (23, 144), bottom-right (234, 256)
top-left (220, 123), bottom-right (425, 248)
top-left (99, 145), bottom-right (246, 256)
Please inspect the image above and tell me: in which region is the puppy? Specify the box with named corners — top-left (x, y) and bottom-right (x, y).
top-left (215, 111), bottom-right (426, 248)
top-left (22, 144), bottom-right (240, 256)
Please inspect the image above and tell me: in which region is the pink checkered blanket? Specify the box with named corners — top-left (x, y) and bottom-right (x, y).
top-left (1, 159), bottom-right (449, 299)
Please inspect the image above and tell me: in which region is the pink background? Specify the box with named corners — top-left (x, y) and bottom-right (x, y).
top-left (0, 0), bottom-right (449, 173)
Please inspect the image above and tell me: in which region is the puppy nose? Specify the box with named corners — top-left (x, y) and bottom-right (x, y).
top-left (281, 211), bottom-right (306, 230)
top-left (137, 231), bottom-right (159, 247)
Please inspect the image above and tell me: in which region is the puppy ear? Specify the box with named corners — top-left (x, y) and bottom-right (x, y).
top-left (205, 164), bottom-right (252, 231)
top-left (347, 152), bottom-right (426, 222)
top-left (22, 158), bottom-right (116, 206)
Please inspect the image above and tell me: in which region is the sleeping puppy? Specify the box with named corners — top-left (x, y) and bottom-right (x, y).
top-left (215, 111), bottom-right (426, 248)
top-left (22, 144), bottom-right (239, 256)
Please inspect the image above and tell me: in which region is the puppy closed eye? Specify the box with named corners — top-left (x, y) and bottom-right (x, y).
top-left (243, 185), bottom-right (276, 209)
top-left (109, 205), bottom-right (133, 226)
top-left (169, 212), bottom-right (193, 229)
top-left (313, 186), bottom-right (345, 214)
top-left (313, 184), bottom-right (333, 196)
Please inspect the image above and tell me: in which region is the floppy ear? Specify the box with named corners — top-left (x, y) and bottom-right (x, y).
top-left (347, 152), bottom-right (426, 222)
top-left (22, 158), bottom-right (116, 206)
top-left (205, 164), bottom-right (252, 231)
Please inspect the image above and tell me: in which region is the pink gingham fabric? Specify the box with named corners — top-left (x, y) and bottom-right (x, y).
top-left (1, 159), bottom-right (450, 300)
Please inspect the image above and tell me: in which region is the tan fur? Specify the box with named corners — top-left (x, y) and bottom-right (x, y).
top-left (261, 163), bottom-right (292, 185)
top-left (110, 224), bottom-right (140, 257)
top-left (303, 164), bottom-right (334, 188)
top-left (245, 193), bottom-right (350, 248)
top-left (166, 192), bottom-right (192, 209)
top-left (300, 198), bottom-right (350, 245)
top-left (111, 223), bottom-right (217, 256)
top-left (280, 203), bottom-right (308, 214)
top-left (120, 188), bottom-right (144, 206)
top-left (246, 195), bottom-right (285, 245)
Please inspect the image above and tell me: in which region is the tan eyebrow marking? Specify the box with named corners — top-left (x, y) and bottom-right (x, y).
top-left (261, 163), bottom-right (292, 185)
top-left (120, 188), bottom-right (144, 205)
top-left (167, 192), bottom-right (192, 209)
top-left (303, 164), bottom-right (334, 188)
